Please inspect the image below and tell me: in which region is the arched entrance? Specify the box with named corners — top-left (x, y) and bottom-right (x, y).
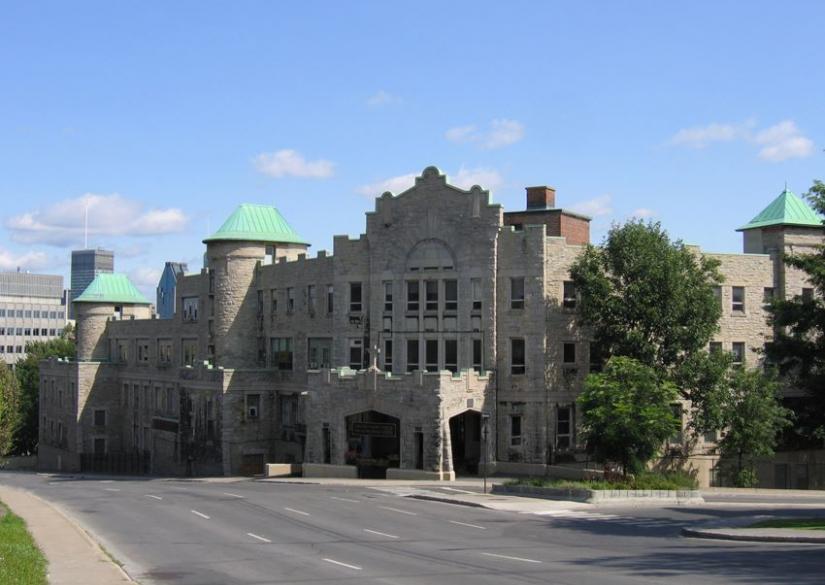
top-left (449, 410), bottom-right (481, 475)
top-left (345, 410), bottom-right (400, 479)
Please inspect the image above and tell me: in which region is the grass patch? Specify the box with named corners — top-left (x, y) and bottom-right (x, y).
top-left (748, 518), bottom-right (825, 530)
top-left (0, 503), bottom-right (48, 585)
top-left (506, 470), bottom-right (698, 491)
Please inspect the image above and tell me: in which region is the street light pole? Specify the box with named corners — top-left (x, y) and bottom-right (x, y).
top-left (481, 413), bottom-right (490, 494)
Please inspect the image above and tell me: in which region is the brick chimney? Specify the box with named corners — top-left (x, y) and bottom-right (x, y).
top-left (526, 186), bottom-right (556, 210)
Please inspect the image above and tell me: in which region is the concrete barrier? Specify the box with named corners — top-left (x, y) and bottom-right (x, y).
top-left (265, 463), bottom-right (299, 478)
top-left (302, 463), bottom-right (358, 479)
top-left (493, 484), bottom-right (703, 504)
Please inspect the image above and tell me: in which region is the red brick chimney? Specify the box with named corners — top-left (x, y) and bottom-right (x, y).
top-left (526, 186), bottom-right (556, 210)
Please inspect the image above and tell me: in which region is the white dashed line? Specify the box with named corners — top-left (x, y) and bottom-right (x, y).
top-left (191, 510), bottom-right (210, 519)
top-left (222, 492), bottom-right (245, 498)
top-left (481, 552), bottom-right (541, 564)
top-left (323, 558), bottom-right (362, 571)
top-left (379, 506), bottom-right (417, 516)
top-left (330, 496), bottom-right (360, 503)
top-left (284, 507), bottom-right (310, 516)
top-left (247, 532), bottom-right (271, 543)
top-left (364, 529), bottom-right (399, 539)
top-left (145, 495), bottom-right (163, 500)
top-left (450, 520), bottom-right (486, 530)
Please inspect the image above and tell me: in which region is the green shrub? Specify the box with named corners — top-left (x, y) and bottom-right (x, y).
top-left (506, 470), bottom-right (697, 491)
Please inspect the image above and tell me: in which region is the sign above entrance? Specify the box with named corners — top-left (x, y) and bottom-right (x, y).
top-left (351, 422), bottom-right (397, 438)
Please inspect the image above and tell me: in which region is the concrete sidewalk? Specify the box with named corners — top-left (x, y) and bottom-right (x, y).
top-left (0, 485), bottom-right (133, 584)
top-left (682, 516), bottom-right (825, 543)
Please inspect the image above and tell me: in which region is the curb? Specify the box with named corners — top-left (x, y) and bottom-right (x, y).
top-left (405, 494), bottom-right (487, 508)
top-left (681, 526), bottom-right (825, 544)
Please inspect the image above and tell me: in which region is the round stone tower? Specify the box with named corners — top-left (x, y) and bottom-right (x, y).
top-left (203, 204), bottom-right (309, 369)
top-left (73, 273), bottom-right (152, 361)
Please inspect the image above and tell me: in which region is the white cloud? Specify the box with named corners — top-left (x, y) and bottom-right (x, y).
top-left (0, 248), bottom-right (50, 271)
top-left (5, 194), bottom-right (188, 247)
top-left (630, 208), bottom-right (657, 218)
top-left (754, 120), bottom-right (815, 162)
top-left (128, 266), bottom-right (163, 288)
top-left (366, 90), bottom-right (401, 107)
top-left (569, 195), bottom-right (612, 218)
top-left (253, 149), bottom-right (334, 178)
top-left (445, 118), bottom-right (525, 149)
top-left (356, 166), bottom-right (503, 198)
top-left (669, 123), bottom-right (744, 149)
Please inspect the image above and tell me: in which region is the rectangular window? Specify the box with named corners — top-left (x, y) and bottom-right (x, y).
top-left (511, 278), bottom-right (525, 309)
top-left (763, 287), bottom-right (775, 305)
top-left (425, 339), bottom-right (439, 372)
top-left (382, 316), bottom-right (392, 332)
top-left (731, 342), bottom-right (745, 366)
top-left (246, 394), bottom-right (260, 419)
top-left (270, 337), bottom-right (293, 370)
top-left (138, 341), bottom-right (150, 363)
top-left (182, 297), bottom-right (199, 322)
top-left (93, 437), bottom-right (106, 455)
top-left (732, 286), bottom-right (745, 312)
top-left (589, 342), bottom-right (606, 373)
top-left (425, 280), bottom-right (438, 311)
top-left (307, 337), bottom-right (332, 369)
top-left (563, 281), bottom-right (577, 309)
top-left (384, 281), bottom-right (393, 312)
top-left (511, 338), bottom-right (526, 375)
top-left (802, 288), bottom-right (814, 302)
top-left (423, 316), bottom-right (438, 332)
top-left (407, 280), bottom-right (420, 311)
top-left (270, 289), bottom-right (278, 314)
top-left (348, 338), bottom-right (363, 369)
top-left (472, 338), bottom-right (483, 372)
top-left (670, 404), bottom-right (684, 445)
top-left (182, 339), bottom-right (198, 366)
top-left (556, 406), bottom-right (572, 450)
top-left (384, 339), bottom-right (393, 372)
top-left (709, 341), bottom-right (723, 354)
top-left (307, 285), bottom-right (316, 314)
top-left (563, 342), bottom-right (576, 364)
top-left (444, 339), bottom-right (457, 373)
top-left (444, 280), bottom-right (458, 312)
top-left (407, 339), bottom-right (419, 372)
top-left (349, 282), bottom-right (362, 312)
top-left (471, 278), bottom-right (482, 311)
top-left (158, 340), bottom-right (173, 364)
top-left (286, 288), bottom-right (295, 313)
top-left (510, 415), bottom-right (522, 446)
top-left (33, 310), bottom-right (40, 318)
top-left (93, 409), bottom-right (106, 426)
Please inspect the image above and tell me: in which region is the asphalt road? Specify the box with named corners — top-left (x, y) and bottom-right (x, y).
top-left (2, 472), bottom-right (824, 585)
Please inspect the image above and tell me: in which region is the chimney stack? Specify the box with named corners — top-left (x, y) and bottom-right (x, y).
top-left (526, 186), bottom-right (556, 210)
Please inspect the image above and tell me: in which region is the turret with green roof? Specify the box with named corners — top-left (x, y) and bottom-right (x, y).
top-left (203, 203), bottom-right (308, 246)
top-left (740, 187), bottom-right (823, 255)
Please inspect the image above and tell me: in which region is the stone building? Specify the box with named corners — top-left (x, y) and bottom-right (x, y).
top-left (38, 167), bottom-right (822, 485)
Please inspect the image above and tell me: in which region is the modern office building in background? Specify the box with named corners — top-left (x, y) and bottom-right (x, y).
top-left (0, 272), bottom-right (67, 364)
top-left (69, 248), bottom-right (114, 318)
top-left (156, 262), bottom-right (188, 319)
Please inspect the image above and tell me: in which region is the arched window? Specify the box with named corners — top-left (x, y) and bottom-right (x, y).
top-left (406, 239), bottom-right (455, 272)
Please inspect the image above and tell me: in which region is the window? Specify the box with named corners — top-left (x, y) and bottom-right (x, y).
top-left (443, 339), bottom-right (458, 373)
top-left (511, 338), bottom-right (526, 375)
top-left (349, 282), bottom-right (362, 312)
top-left (256, 290), bottom-right (264, 316)
top-left (382, 316), bottom-right (392, 332)
top-left (307, 338), bottom-right (332, 369)
top-left (732, 286), bottom-right (745, 312)
top-left (556, 406), bottom-right (572, 450)
top-left (406, 339), bottom-right (419, 372)
top-left (423, 316), bottom-right (438, 332)
top-left (444, 280), bottom-right (457, 312)
top-left (563, 281), bottom-right (577, 309)
top-left (709, 341), bottom-right (722, 354)
top-left (670, 404), bottom-right (684, 445)
top-left (158, 340), bottom-right (173, 364)
top-left (731, 342), bottom-right (745, 366)
top-left (589, 342), bottom-right (606, 373)
top-left (704, 429), bottom-right (718, 444)
top-left (93, 409), bottom-right (106, 426)
top-left (425, 339), bottom-right (439, 372)
top-left (307, 285), bottom-right (316, 315)
top-left (510, 415), bottom-right (522, 446)
top-left (326, 285), bottom-right (334, 314)
top-left (270, 337), bottom-right (293, 370)
top-left (270, 289), bottom-right (278, 314)
top-left (384, 339), bottom-right (393, 372)
top-left (93, 438), bottom-right (106, 456)
top-left (166, 387), bottom-right (176, 414)
top-left (425, 280), bottom-right (438, 311)
top-left (763, 287), bottom-right (775, 305)
top-left (279, 395), bottom-right (299, 426)
top-left (383, 281), bottom-right (393, 312)
top-left (471, 315), bottom-right (481, 332)
top-left (33, 310), bottom-right (40, 318)
top-left (471, 278), bottom-right (482, 311)
top-left (472, 338), bottom-right (483, 372)
top-left (182, 297), bottom-right (199, 322)
top-left (246, 394), bottom-right (261, 419)
top-left (24, 310), bottom-right (31, 318)
top-left (138, 341), bottom-right (150, 363)
top-left (511, 278), bottom-right (525, 309)
top-left (348, 338), bottom-right (363, 369)
top-left (0, 309), bottom-right (4, 317)
top-left (407, 280), bottom-right (420, 311)
top-left (563, 342), bottom-right (576, 364)
top-left (24, 328), bottom-right (31, 336)
top-left (181, 339), bottom-right (198, 366)
top-left (287, 288), bottom-right (295, 313)
top-left (443, 316), bottom-right (457, 332)
top-left (802, 288), bottom-right (814, 302)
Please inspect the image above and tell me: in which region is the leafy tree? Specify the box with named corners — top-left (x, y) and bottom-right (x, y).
top-left (718, 368), bottom-right (792, 487)
top-left (578, 356), bottom-right (680, 476)
top-left (766, 179), bottom-right (825, 446)
top-left (673, 349), bottom-right (733, 438)
top-left (0, 360), bottom-right (20, 456)
top-left (12, 338), bottom-right (75, 455)
top-left (570, 220), bottom-right (723, 372)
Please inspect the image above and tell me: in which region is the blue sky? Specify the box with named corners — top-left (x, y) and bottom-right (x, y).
top-left (1, 1), bottom-right (823, 298)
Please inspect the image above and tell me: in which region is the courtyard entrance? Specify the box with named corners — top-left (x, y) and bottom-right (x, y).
top-left (345, 410), bottom-right (400, 479)
top-left (449, 410), bottom-right (481, 475)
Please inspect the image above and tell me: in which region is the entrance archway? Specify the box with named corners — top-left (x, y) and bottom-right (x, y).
top-left (449, 410), bottom-right (481, 475)
top-left (345, 410), bottom-right (400, 479)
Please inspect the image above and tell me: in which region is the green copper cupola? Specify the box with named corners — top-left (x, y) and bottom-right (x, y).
top-left (203, 203), bottom-right (308, 245)
top-left (737, 187), bottom-right (822, 232)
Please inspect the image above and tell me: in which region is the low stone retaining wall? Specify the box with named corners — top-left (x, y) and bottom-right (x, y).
top-left (493, 484), bottom-right (703, 504)
top-left (265, 463), bottom-right (300, 478)
top-left (302, 463), bottom-right (358, 479)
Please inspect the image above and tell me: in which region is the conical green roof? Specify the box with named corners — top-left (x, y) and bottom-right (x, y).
top-left (738, 188), bottom-right (822, 231)
top-left (74, 273), bottom-right (151, 305)
top-left (203, 204), bottom-right (308, 245)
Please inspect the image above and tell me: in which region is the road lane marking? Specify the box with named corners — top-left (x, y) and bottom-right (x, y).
top-left (379, 506), bottom-right (417, 516)
top-left (104, 488), bottom-right (120, 492)
top-left (450, 520), bottom-right (486, 530)
top-left (145, 495), bottom-right (163, 500)
top-left (442, 487), bottom-right (478, 494)
top-left (323, 558), bottom-right (362, 571)
top-left (284, 507), bottom-right (310, 516)
top-left (330, 496), bottom-right (360, 503)
top-left (222, 492), bottom-right (245, 498)
top-left (191, 510), bottom-right (210, 519)
top-left (247, 532), bottom-right (271, 543)
top-left (363, 529), bottom-right (399, 539)
top-left (481, 552), bottom-right (541, 564)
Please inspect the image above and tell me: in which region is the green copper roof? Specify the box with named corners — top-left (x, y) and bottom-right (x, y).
top-left (738, 188), bottom-right (822, 231)
top-left (74, 273), bottom-right (151, 305)
top-left (203, 204), bottom-right (308, 245)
